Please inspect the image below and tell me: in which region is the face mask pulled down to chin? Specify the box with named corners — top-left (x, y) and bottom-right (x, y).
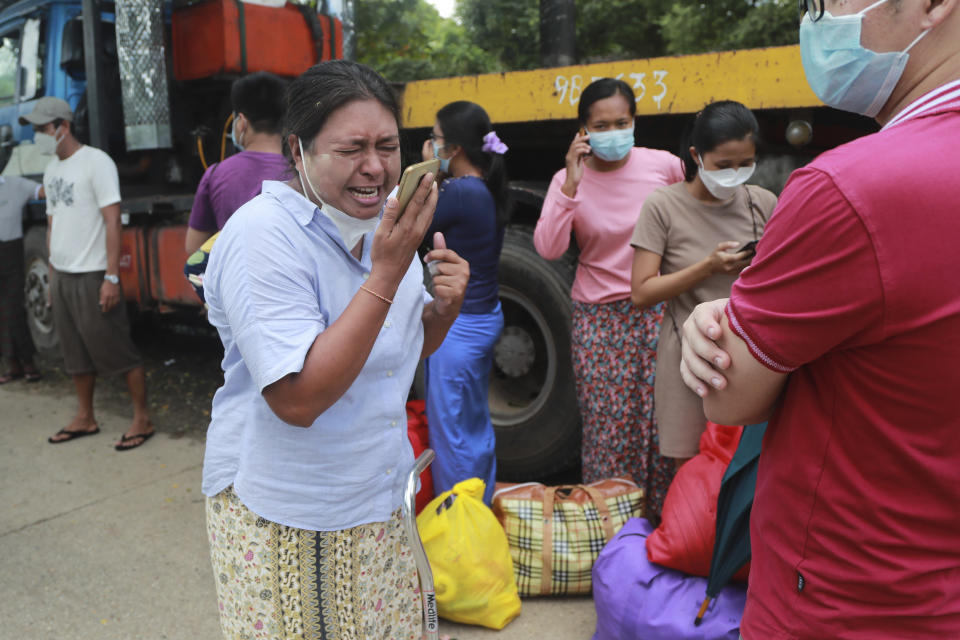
top-left (297, 137), bottom-right (380, 250)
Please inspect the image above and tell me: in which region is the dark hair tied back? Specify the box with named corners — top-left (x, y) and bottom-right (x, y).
top-left (679, 100), bottom-right (760, 182)
top-left (577, 78), bottom-right (637, 124)
top-left (436, 101), bottom-right (511, 226)
top-left (283, 60), bottom-right (400, 168)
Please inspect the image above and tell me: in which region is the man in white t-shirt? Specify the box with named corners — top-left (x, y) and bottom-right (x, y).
top-left (20, 97), bottom-right (154, 450)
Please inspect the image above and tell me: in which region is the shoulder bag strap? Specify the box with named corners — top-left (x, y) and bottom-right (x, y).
top-left (743, 184), bottom-right (767, 240)
top-left (581, 485), bottom-right (616, 542)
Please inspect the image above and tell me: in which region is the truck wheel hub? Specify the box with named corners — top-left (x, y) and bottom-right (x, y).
top-left (24, 260), bottom-right (54, 334)
top-left (494, 326), bottom-right (536, 378)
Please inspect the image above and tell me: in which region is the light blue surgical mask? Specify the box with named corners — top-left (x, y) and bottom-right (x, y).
top-left (230, 115), bottom-right (244, 151)
top-left (586, 126), bottom-right (634, 162)
top-left (799, 0), bottom-right (929, 118)
top-left (431, 139), bottom-right (451, 173)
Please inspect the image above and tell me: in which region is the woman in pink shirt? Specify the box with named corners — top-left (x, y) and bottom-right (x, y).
top-left (534, 78), bottom-right (684, 518)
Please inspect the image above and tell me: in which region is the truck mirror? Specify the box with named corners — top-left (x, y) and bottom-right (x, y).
top-left (60, 18), bottom-right (85, 77)
top-left (0, 124), bottom-right (13, 173)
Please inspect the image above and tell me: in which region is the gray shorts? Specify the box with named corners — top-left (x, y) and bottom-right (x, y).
top-left (51, 269), bottom-right (141, 376)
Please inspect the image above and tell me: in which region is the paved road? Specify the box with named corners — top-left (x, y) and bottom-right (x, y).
top-left (0, 384), bottom-right (596, 640)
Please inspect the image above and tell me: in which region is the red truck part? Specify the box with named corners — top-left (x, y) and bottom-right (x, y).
top-left (148, 227), bottom-right (197, 308)
top-left (171, 0), bottom-right (341, 81)
top-left (119, 227), bottom-right (194, 310)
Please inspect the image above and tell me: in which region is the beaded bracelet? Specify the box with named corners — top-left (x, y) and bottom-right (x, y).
top-left (359, 285), bottom-right (393, 305)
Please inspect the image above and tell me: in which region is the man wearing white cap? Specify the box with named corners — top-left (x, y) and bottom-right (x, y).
top-left (21, 97), bottom-right (154, 451)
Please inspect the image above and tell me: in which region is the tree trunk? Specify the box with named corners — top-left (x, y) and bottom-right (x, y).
top-left (539, 0), bottom-right (575, 68)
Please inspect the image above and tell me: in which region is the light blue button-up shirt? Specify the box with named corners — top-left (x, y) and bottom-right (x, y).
top-left (202, 180), bottom-right (428, 531)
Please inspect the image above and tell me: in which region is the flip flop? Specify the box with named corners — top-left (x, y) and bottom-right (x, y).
top-left (48, 426), bottom-right (101, 444)
top-left (24, 371), bottom-right (41, 382)
top-left (0, 371), bottom-right (24, 384)
top-left (115, 430), bottom-right (155, 452)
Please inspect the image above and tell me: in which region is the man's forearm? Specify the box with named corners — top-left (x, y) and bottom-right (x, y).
top-left (46, 218), bottom-right (53, 284)
top-left (102, 205), bottom-right (122, 274)
top-left (701, 313), bottom-right (787, 426)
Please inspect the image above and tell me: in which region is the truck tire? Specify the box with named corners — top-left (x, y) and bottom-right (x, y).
top-left (23, 226), bottom-right (59, 355)
top-left (492, 226), bottom-right (580, 480)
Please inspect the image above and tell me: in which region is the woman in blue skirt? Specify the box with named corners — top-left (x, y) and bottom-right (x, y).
top-left (422, 101), bottom-right (509, 504)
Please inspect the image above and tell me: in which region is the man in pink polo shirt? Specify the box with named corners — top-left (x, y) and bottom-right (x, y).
top-left (679, 1), bottom-right (960, 638)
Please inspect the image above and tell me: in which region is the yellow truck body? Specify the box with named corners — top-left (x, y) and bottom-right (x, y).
top-left (399, 45), bottom-right (822, 127)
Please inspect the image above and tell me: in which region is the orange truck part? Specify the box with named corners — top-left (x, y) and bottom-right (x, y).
top-left (119, 228), bottom-right (150, 306)
top-left (119, 226), bottom-right (197, 309)
top-left (149, 226), bottom-right (197, 308)
top-left (171, 0), bottom-right (341, 81)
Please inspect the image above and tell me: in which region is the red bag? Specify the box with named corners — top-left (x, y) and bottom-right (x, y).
top-left (406, 400), bottom-right (435, 514)
top-left (646, 422), bottom-right (749, 581)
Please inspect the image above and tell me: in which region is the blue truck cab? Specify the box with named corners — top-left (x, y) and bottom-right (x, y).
top-left (0, 0), bottom-right (97, 176)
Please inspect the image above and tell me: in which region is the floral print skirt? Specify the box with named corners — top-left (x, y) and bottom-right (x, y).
top-left (571, 299), bottom-right (676, 520)
top-left (205, 487), bottom-right (421, 640)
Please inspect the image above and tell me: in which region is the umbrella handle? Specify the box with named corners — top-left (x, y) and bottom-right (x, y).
top-left (402, 450), bottom-right (439, 640)
top-left (694, 596), bottom-right (711, 627)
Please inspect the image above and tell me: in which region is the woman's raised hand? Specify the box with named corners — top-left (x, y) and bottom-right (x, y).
top-left (706, 241), bottom-right (753, 275)
top-left (424, 231), bottom-right (469, 318)
top-left (370, 174), bottom-right (438, 291)
top-left (561, 129), bottom-right (592, 198)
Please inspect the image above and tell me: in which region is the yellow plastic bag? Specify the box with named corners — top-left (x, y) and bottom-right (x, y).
top-left (416, 477), bottom-right (522, 630)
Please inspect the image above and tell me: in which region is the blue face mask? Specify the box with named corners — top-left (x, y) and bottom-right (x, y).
top-left (586, 126), bottom-right (634, 162)
top-left (230, 114), bottom-right (244, 151)
top-left (800, 0), bottom-right (929, 118)
top-left (431, 140), bottom-right (451, 173)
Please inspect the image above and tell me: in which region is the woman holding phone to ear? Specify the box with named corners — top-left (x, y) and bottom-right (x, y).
top-left (534, 77), bottom-right (684, 519)
top-left (420, 100), bottom-right (509, 505)
top-left (630, 100), bottom-right (776, 467)
top-left (199, 60), bottom-right (468, 639)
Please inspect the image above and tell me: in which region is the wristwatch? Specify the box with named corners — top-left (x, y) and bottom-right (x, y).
top-left (103, 273), bottom-right (120, 285)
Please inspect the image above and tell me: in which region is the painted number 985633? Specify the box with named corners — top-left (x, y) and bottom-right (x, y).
top-left (554, 71), bottom-right (669, 110)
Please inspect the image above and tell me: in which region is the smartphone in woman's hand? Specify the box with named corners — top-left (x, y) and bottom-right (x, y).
top-left (579, 127), bottom-right (592, 156)
top-left (395, 158), bottom-right (441, 219)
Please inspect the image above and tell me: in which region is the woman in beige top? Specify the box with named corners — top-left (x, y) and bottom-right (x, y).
top-left (630, 101), bottom-right (777, 466)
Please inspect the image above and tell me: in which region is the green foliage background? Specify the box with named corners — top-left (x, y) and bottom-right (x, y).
top-left (350, 0), bottom-right (799, 82)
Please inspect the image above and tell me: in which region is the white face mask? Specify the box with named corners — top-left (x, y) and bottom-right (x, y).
top-left (34, 127), bottom-right (63, 156)
top-left (698, 154), bottom-right (756, 200)
top-left (297, 137), bottom-right (379, 251)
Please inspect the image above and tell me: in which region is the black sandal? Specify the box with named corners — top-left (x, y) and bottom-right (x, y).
top-left (48, 426), bottom-right (101, 443)
top-left (115, 430), bottom-right (155, 451)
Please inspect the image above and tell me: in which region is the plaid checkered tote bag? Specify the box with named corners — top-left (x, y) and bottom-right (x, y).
top-left (491, 478), bottom-right (644, 596)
